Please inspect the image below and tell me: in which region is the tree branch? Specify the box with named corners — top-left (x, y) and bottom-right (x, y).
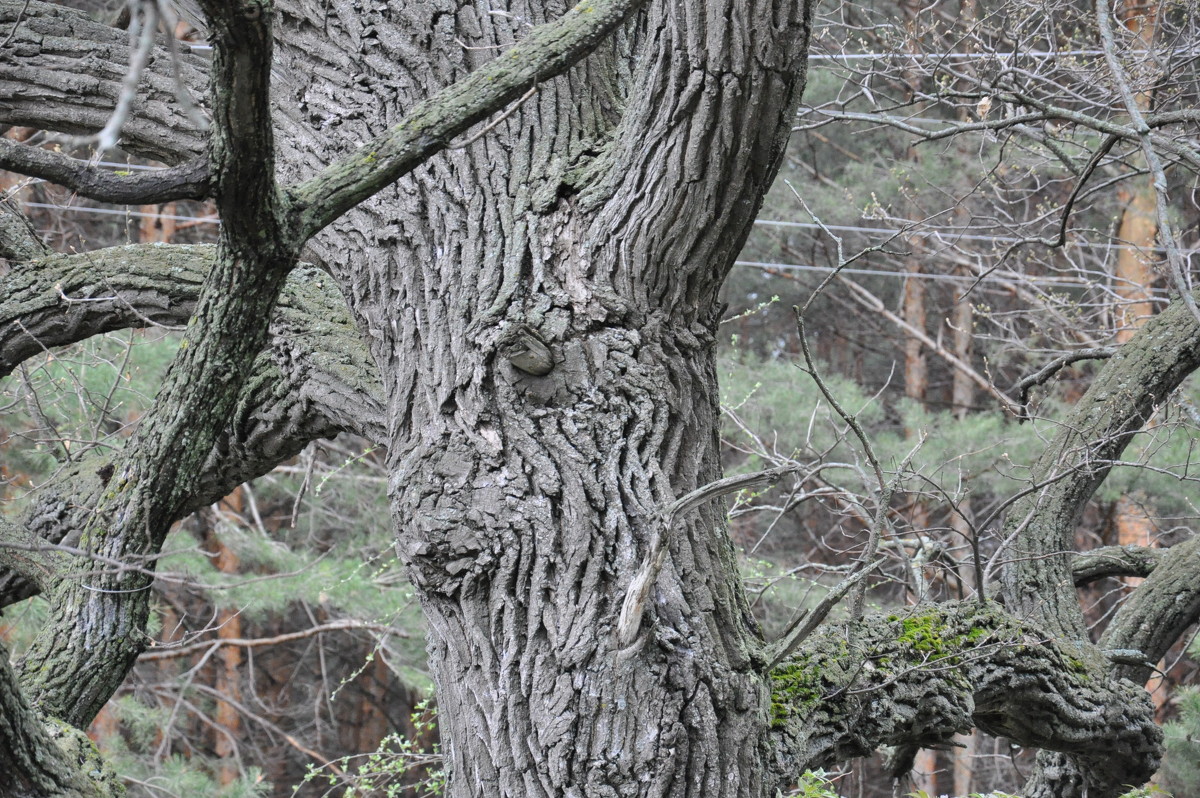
top-left (1071, 544), bottom-right (1164, 586)
top-left (770, 601), bottom-right (1160, 798)
top-left (0, 244), bottom-right (383, 438)
top-left (285, 0), bottom-right (647, 242)
top-left (0, 246), bottom-right (384, 609)
top-left (0, 0), bottom-right (207, 163)
top-left (1001, 293), bottom-right (1200, 641)
top-left (0, 140), bottom-right (210, 203)
top-left (0, 637), bottom-right (118, 797)
top-left (839, 275), bottom-right (1024, 416)
top-left (0, 199), bottom-right (47, 263)
top-left (139, 618), bottom-right (405, 661)
top-left (1011, 347), bottom-right (1117, 413)
top-left (1100, 535), bottom-right (1200, 682)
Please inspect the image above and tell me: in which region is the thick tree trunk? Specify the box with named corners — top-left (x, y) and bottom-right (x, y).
top-left (261, 2), bottom-right (815, 795)
top-left (4, 2), bottom-right (1200, 796)
top-left (397, 339), bottom-right (772, 796)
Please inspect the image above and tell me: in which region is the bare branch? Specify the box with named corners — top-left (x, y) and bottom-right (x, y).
top-left (0, 140), bottom-right (209, 203)
top-left (285, 0), bottom-right (648, 242)
top-left (1072, 544), bottom-right (1165, 586)
top-left (1011, 347), bottom-right (1118, 412)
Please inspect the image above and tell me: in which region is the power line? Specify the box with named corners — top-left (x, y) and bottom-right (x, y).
top-left (808, 47), bottom-right (1197, 62)
top-left (180, 41), bottom-right (1196, 62)
top-left (21, 201), bottom-right (1189, 252)
top-left (734, 259), bottom-right (1089, 286)
top-left (16, 201), bottom-right (1146, 287)
top-left (752, 218), bottom-right (1200, 254)
top-left (22, 202), bottom-right (218, 224)
top-left (19, 202), bottom-right (1196, 258)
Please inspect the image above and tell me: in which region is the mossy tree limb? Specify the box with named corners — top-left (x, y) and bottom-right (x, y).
top-left (770, 602), bottom-right (1161, 798)
top-left (0, 637), bottom-right (121, 797)
top-left (1002, 295), bottom-right (1200, 641)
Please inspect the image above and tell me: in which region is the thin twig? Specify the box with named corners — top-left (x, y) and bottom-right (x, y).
top-left (449, 84), bottom-right (539, 150)
top-left (1095, 0), bottom-right (1200, 328)
top-left (0, 0), bottom-right (32, 49)
top-left (767, 560), bottom-right (884, 669)
top-left (615, 466), bottom-right (797, 648)
top-left (1011, 347), bottom-right (1117, 413)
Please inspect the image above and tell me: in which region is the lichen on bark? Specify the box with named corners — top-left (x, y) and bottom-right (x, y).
top-left (769, 602), bottom-right (1161, 796)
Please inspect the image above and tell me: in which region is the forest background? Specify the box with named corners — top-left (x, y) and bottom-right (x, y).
top-left (2, 0), bottom-right (1200, 795)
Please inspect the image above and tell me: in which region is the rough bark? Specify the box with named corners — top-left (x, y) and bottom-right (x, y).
top-left (1000, 296), bottom-right (1200, 794)
top-left (226, 1), bottom-right (815, 796)
top-left (0, 637), bottom-right (121, 797)
top-left (1072, 543), bottom-right (1165, 586)
top-left (0, 140), bottom-right (208, 204)
top-left (0, 201), bottom-right (48, 263)
top-left (1, 0), bottom-right (1198, 795)
top-left (769, 602), bottom-right (1161, 794)
top-left (0, 1), bottom-right (207, 163)
top-left (1101, 534), bottom-right (1200, 682)
top-left (10, 0), bottom-right (297, 729)
top-left (1002, 295), bottom-right (1200, 640)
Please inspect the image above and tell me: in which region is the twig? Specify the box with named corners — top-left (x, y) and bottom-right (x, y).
top-left (1095, 0), bottom-right (1200, 328)
top-left (0, 0), bottom-right (31, 49)
top-left (767, 560), bottom-right (884, 669)
top-left (140, 618), bottom-right (404, 660)
top-left (615, 466), bottom-right (797, 648)
top-left (1010, 347), bottom-right (1117, 413)
top-left (62, 0), bottom-right (161, 155)
top-left (449, 84), bottom-right (539, 150)
top-left (838, 276), bottom-right (1023, 416)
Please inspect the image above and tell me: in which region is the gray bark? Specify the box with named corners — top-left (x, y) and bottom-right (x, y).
top-left (0, 245), bottom-right (383, 608)
top-left (1, 0), bottom-right (1199, 796)
top-left (770, 602), bottom-right (1160, 792)
top-left (0, 637), bottom-right (121, 797)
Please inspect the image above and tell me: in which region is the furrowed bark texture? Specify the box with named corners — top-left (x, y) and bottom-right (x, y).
top-left (12, 0), bottom-right (298, 727)
top-left (267, 0), bottom-right (813, 795)
top-left (768, 602), bottom-right (1160, 796)
top-left (1003, 297), bottom-right (1200, 640)
top-left (1102, 534), bottom-right (1200, 681)
top-left (0, 0), bottom-right (206, 162)
top-left (2, 0), bottom-right (1196, 794)
top-left (1000, 296), bottom-right (1200, 794)
top-left (0, 636), bottom-right (121, 797)
top-left (0, 246), bottom-right (383, 608)
top-left (1071, 544), bottom-right (1165, 586)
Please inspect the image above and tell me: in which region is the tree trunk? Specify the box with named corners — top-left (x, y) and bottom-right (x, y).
top-left (1112, 0), bottom-right (1159, 344)
top-left (3, 2), bottom-right (1199, 796)
top-left (262, 1), bottom-right (816, 795)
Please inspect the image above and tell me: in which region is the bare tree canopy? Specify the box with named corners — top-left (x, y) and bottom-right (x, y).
top-left (1, 0), bottom-right (1199, 796)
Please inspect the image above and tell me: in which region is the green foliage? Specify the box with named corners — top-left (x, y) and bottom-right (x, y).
top-left (1116, 787), bottom-right (1172, 798)
top-left (1161, 686), bottom-right (1200, 794)
top-left (1, 332), bottom-right (434, 790)
top-left (1092, 385), bottom-right (1200, 517)
top-left (90, 696), bottom-right (270, 798)
top-left (786, 769), bottom-right (845, 797)
top-left (295, 698), bottom-right (443, 798)
top-left (1, 331), bottom-right (179, 500)
top-left (904, 786), bottom-right (1169, 797)
top-left (907, 792), bottom-right (1022, 798)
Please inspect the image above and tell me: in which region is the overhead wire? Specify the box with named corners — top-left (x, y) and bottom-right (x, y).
top-left (18, 200), bottom-right (1195, 254)
top-left (6, 40), bottom-right (1196, 278)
